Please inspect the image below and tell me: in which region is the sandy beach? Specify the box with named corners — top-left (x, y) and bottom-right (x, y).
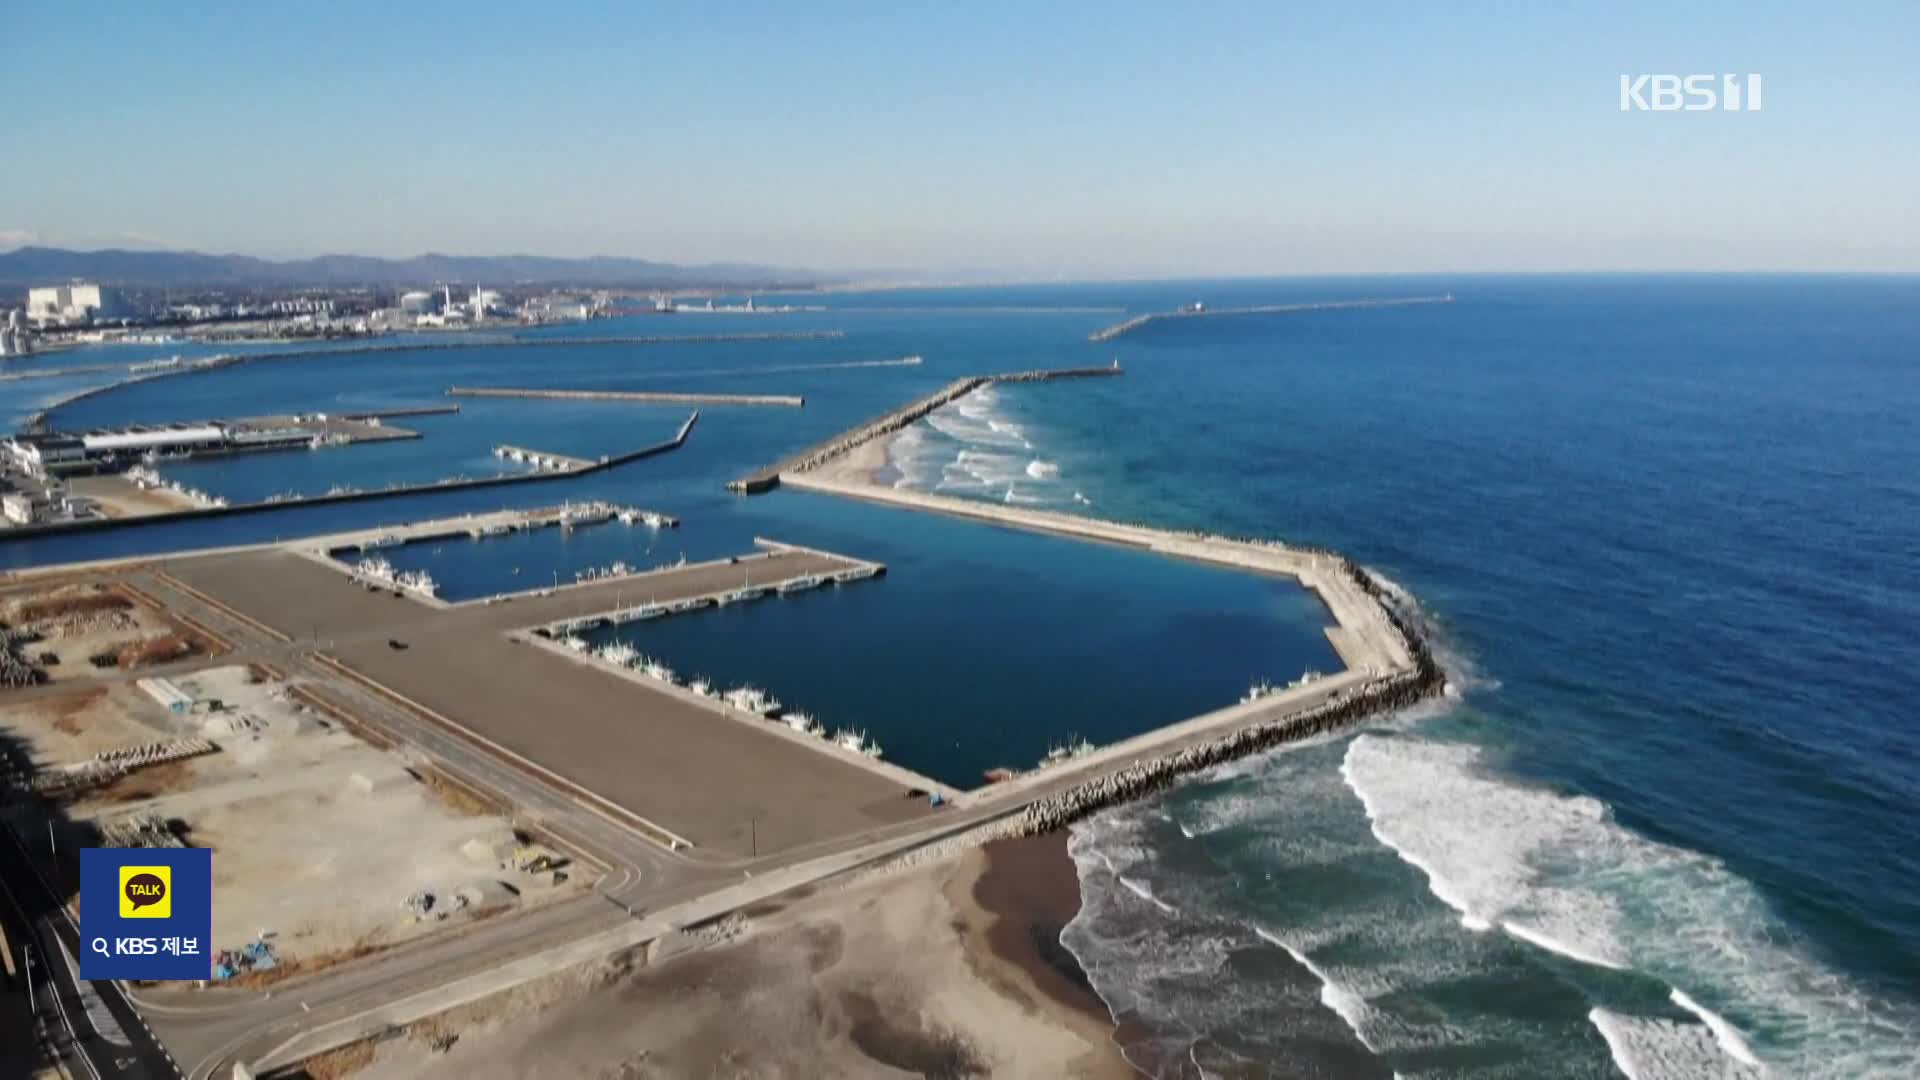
top-left (807, 422), bottom-right (899, 489)
top-left (342, 833), bottom-right (1133, 1079)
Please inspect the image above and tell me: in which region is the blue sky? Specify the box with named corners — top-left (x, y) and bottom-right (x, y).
top-left (3, 2), bottom-right (1915, 275)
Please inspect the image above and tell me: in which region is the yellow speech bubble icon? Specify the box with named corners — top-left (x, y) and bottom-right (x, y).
top-left (119, 865), bottom-right (171, 919)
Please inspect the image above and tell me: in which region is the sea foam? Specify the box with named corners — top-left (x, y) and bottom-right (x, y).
top-left (1343, 733), bottom-right (1920, 1076)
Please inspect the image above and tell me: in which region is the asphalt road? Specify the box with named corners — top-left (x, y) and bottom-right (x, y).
top-left (1, 820), bottom-right (181, 1079)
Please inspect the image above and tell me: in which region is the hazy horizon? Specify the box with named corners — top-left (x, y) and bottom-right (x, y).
top-left (5, 2), bottom-right (1916, 276)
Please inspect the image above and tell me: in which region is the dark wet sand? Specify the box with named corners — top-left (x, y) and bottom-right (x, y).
top-left (972, 831), bottom-right (1113, 1027)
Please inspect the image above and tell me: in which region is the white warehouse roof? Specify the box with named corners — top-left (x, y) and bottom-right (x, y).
top-left (80, 426), bottom-right (226, 452)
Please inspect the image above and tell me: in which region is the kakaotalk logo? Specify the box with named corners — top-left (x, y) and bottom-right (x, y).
top-left (1620, 74), bottom-right (1763, 112)
top-left (119, 865), bottom-right (172, 918)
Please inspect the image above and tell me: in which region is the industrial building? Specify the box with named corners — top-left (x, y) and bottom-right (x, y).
top-left (398, 290), bottom-right (442, 316)
top-left (6, 425), bottom-right (231, 476)
top-left (26, 281), bottom-right (130, 326)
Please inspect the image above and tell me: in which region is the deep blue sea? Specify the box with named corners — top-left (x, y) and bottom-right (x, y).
top-left (5, 276), bottom-right (1916, 1077)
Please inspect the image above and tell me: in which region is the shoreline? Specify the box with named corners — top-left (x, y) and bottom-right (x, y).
top-left (338, 832), bottom-right (1140, 1079)
top-left (964, 832), bottom-right (1135, 1071)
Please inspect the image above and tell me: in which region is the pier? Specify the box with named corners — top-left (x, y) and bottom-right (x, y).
top-left (1088, 294), bottom-right (1456, 342)
top-left (727, 364), bottom-right (1121, 493)
top-left (492, 443), bottom-right (596, 471)
top-left (454, 386), bottom-right (805, 407)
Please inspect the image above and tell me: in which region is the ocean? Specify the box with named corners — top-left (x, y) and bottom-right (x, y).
top-left (5, 275), bottom-right (1916, 1076)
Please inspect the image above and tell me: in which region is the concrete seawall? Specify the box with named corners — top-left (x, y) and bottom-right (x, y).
top-left (0, 411), bottom-right (700, 542)
top-left (450, 386), bottom-right (805, 407)
top-left (727, 365), bottom-right (1121, 493)
top-left (1089, 294), bottom-right (1455, 342)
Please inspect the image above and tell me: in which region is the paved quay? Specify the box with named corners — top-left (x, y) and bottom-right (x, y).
top-left (158, 540), bottom-right (938, 859)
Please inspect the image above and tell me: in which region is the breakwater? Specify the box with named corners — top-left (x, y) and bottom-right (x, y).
top-left (727, 364), bottom-right (1121, 493)
top-left (0, 411), bottom-right (699, 542)
top-left (450, 386), bottom-right (804, 407)
top-left (339, 405), bottom-right (460, 420)
top-left (19, 331), bottom-right (846, 429)
top-left (1012, 665), bottom-right (1438, 833)
top-left (1088, 294), bottom-right (1455, 342)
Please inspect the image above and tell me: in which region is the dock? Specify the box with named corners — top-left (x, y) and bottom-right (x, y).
top-left (1088, 294), bottom-right (1456, 342)
top-left (455, 386), bottom-right (805, 407)
top-left (727, 365), bottom-right (1121, 494)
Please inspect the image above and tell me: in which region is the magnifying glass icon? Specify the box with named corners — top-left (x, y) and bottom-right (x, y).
top-left (90, 937), bottom-right (110, 958)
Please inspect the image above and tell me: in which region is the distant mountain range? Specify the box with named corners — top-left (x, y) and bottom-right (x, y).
top-left (0, 246), bottom-right (836, 291)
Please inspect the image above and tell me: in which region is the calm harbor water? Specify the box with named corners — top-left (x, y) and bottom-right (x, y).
top-left (4, 276), bottom-right (1917, 1077)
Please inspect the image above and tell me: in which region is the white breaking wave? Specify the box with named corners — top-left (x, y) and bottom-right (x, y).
top-left (1589, 1007), bottom-right (1768, 1080)
top-left (1500, 919), bottom-right (1628, 971)
top-left (1670, 989), bottom-right (1764, 1070)
top-left (1255, 927), bottom-right (1378, 1053)
top-left (1343, 733), bottom-right (1920, 1077)
top-left (1118, 874), bottom-right (1178, 915)
top-left (905, 383), bottom-right (1085, 507)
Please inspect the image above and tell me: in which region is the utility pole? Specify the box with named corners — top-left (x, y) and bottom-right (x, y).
top-left (23, 944), bottom-right (34, 1014)
top-left (46, 820), bottom-right (55, 858)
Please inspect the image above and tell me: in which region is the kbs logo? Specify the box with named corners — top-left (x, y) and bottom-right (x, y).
top-left (119, 865), bottom-right (171, 918)
top-left (1620, 74), bottom-right (1763, 112)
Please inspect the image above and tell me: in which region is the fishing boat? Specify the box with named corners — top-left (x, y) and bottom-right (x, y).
top-left (595, 641), bottom-right (640, 667)
top-left (781, 710), bottom-right (825, 737)
top-left (723, 686), bottom-right (780, 715)
top-left (777, 574), bottom-right (824, 595)
top-left (832, 728), bottom-right (883, 758)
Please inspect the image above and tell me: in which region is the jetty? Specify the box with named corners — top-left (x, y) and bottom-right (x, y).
top-left (453, 386), bottom-right (805, 407)
top-left (727, 364), bottom-right (1120, 493)
top-left (1088, 294), bottom-right (1456, 342)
